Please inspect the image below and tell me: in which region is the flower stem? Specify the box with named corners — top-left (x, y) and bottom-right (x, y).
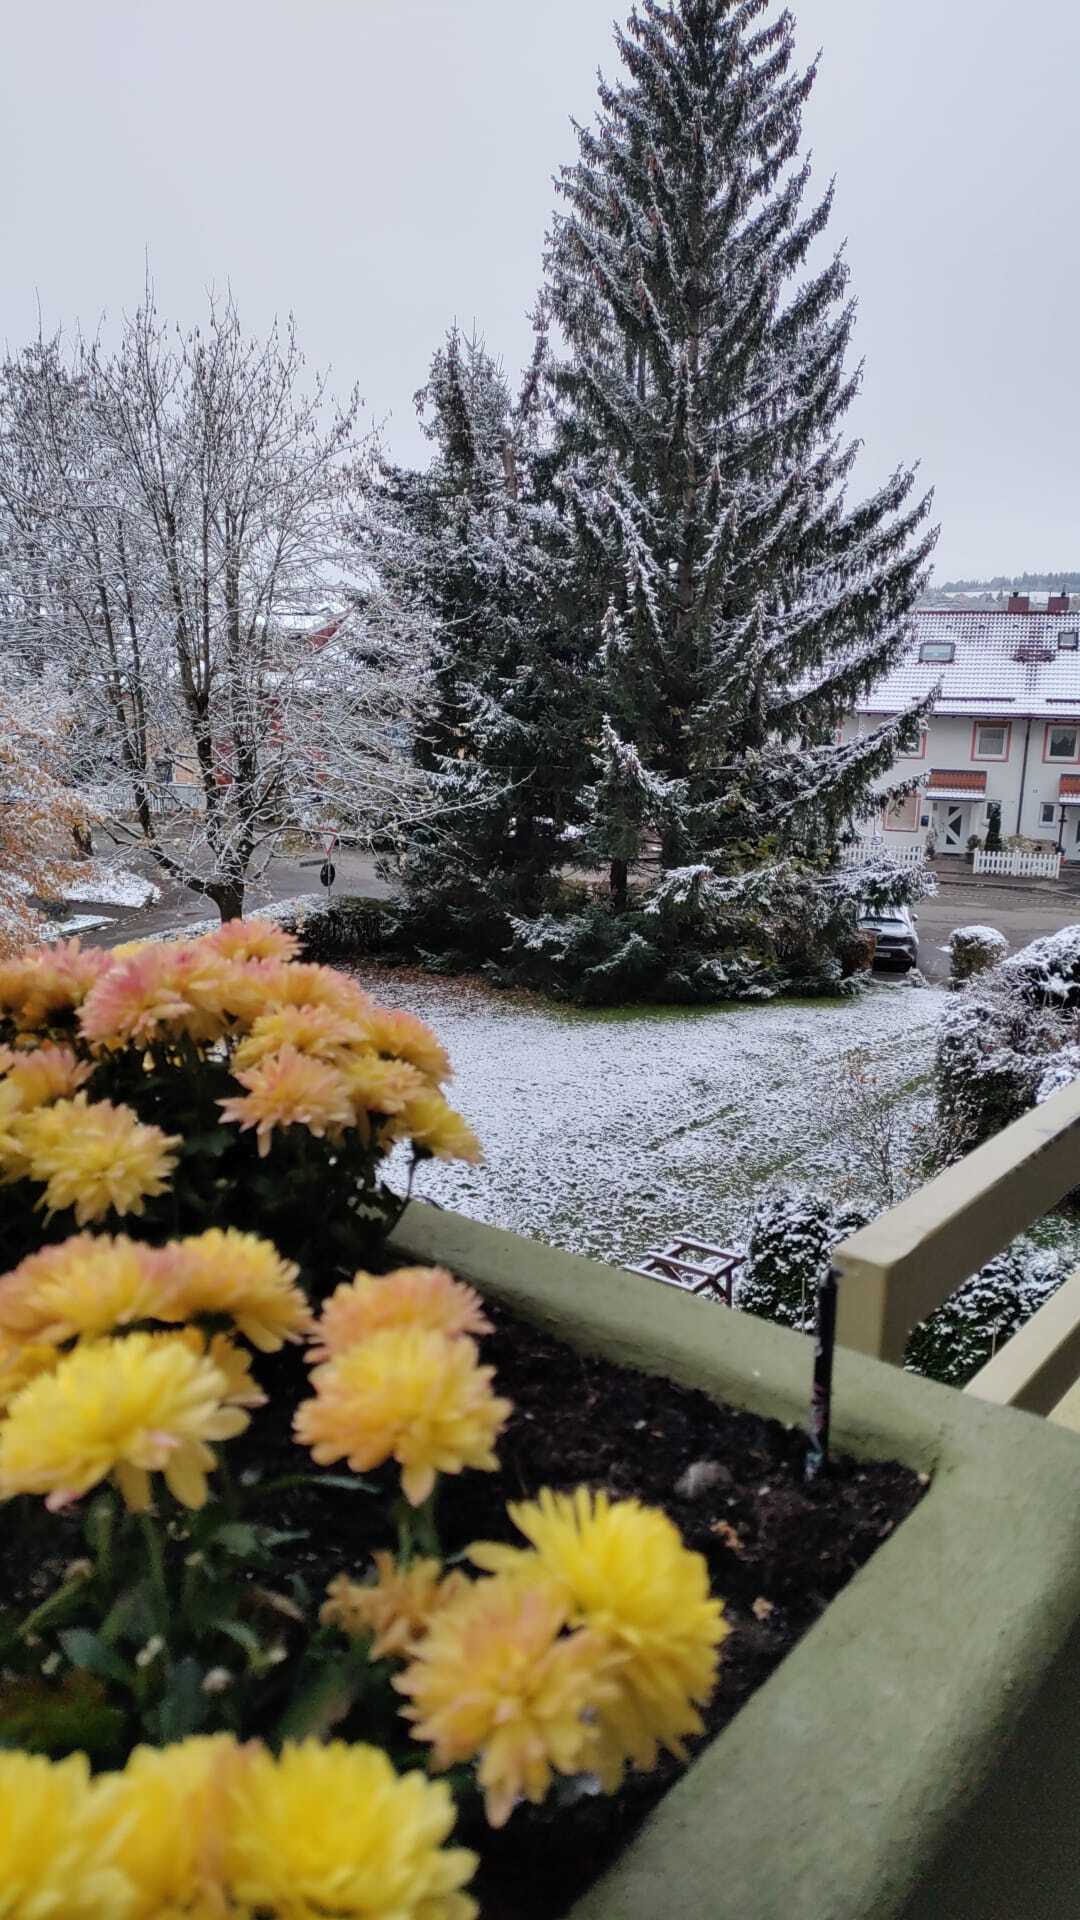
top-left (139, 1513), bottom-right (170, 1639)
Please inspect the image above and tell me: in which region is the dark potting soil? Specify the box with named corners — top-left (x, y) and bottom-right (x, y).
top-left (0, 1299), bottom-right (925, 1918)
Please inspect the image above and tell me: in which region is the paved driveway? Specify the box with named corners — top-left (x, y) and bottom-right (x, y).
top-left (913, 879), bottom-right (1080, 982)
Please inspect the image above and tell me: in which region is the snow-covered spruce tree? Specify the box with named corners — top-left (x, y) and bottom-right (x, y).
top-left (361, 324), bottom-right (591, 964)
top-left (514, 0), bottom-right (935, 998)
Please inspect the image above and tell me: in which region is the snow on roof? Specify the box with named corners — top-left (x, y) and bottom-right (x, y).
top-left (859, 611), bottom-right (1080, 718)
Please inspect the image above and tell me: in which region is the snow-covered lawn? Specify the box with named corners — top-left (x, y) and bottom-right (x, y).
top-left (64, 865), bottom-right (161, 909)
top-left (363, 970), bottom-right (948, 1264)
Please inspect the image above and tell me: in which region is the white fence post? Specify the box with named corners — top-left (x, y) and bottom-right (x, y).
top-left (973, 848), bottom-right (1062, 881)
top-left (840, 840), bottom-right (926, 871)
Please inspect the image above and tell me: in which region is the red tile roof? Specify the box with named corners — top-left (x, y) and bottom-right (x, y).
top-left (927, 769), bottom-right (987, 793)
top-left (1059, 776), bottom-right (1080, 798)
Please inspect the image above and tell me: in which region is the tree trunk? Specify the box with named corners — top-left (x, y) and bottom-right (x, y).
top-left (610, 858), bottom-right (628, 912)
top-left (208, 876), bottom-right (246, 923)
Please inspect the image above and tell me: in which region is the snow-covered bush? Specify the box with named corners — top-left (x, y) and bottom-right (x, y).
top-left (736, 1188), bottom-right (868, 1333)
top-left (936, 925), bottom-right (1080, 1155)
top-left (497, 855), bottom-right (934, 1007)
top-left (905, 1238), bottom-right (1064, 1386)
top-left (948, 924), bottom-right (1007, 987)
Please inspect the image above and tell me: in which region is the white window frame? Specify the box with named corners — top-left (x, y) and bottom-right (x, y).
top-left (972, 721), bottom-right (1010, 762)
top-left (883, 793), bottom-right (919, 833)
top-left (1045, 724), bottom-right (1080, 764)
top-left (1040, 802), bottom-right (1057, 826)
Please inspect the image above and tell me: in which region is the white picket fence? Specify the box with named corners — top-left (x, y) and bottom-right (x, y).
top-left (840, 839), bottom-right (926, 871)
top-left (973, 847), bottom-right (1062, 881)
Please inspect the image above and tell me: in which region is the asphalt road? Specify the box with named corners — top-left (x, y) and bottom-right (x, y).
top-left (913, 878), bottom-right (1080, 983)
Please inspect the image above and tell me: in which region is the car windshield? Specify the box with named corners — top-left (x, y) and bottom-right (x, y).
top-left (861, 912), bottom-right (906, 929)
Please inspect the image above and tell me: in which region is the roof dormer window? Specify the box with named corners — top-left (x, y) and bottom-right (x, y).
top-left (1059, 630), bottom-right (1079, 650)
top-left (919, 640), bottom-right (955, 663)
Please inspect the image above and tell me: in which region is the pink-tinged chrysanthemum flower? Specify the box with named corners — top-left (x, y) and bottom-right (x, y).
top-left (158, 1227), bottom-right (311, 1351)
top-left (364, 1007), bottom-right (452, 1086)
top-left (204, 918), bottom-right (302, 965)
top-left (295, 1327), bottom-right (511, 1507)
top-left (0, 1331), bottom-right (249, 1512)
top-left (396, 1577), bottom-right (617, 1828)
top-left (16, 1095), bottom-right (180, 1225)
top-left (0, 1233), bottom-right (168, 1345)
top-left (310, 1266), bottom-right (492, 1362)
top-left (78, 946), bottom-right (197, 1049)
top-left (321, 1552), bottom-right (472, 1659)
top-left (218, 1047), bottom-right (355, 1157)
top-left (0, 940), bottom-right (111, 1033)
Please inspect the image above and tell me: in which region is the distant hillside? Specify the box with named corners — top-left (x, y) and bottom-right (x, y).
top-left (937, 572), bottom-right (1080, 592)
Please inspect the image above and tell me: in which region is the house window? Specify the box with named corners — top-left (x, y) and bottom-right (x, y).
top-left (898, 719), bottom-right (928, 758)
top-left (1040, 802), bottom-right (1057, 826)
top-left (883, 793), bottom-right (918, 832)
top-left (1060, 631), bottom-right (1079, 650)
top-left (1046, 725), bottom-right (1080, 762)
top-left (919, 640), bottom-right (955, 663)
top-left (972, 721), bottom-right (1010, 760)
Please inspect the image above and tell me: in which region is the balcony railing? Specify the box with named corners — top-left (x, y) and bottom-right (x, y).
top-left (832, 1075), bottom-right (1080, 1428)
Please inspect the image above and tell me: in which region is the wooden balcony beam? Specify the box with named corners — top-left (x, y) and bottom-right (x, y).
top-left (833, 1077), bottom-right (1080, 1362)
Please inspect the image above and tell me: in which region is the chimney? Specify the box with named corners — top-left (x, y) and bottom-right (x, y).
top-left (1008, 594), bottom-right (1030, 613)
top-left (1048, 592), bottom-right (1069, 614)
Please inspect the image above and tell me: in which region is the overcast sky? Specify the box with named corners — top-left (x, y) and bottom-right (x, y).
top-left (1, 0), bottom-right (1077, 583)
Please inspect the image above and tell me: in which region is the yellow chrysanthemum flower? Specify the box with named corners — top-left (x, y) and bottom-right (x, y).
top-left (322, 1552), bottom-right (472, 1660)
top-left (0, 1333), bottom-right (61, 1412)
top-left (396, 1577), bottom-right (616, 1829)
top-left (310, 1266), bottom-right (492, 1361)
top-left (295, 1327), bottom-right (511, 1507)
top-left (1, 1042), bottom-right (93, 1107)
top-left (159, 1227), bottom-right (311, 1351)
top-left (218, 1046), bottom-right (355, 1157)
top-left (470, 1487), bottom-right (728, 1788)
top-left (259, 961), bottom-right (375, 1019)
top-left (89, 1735), bottom-right (242, 1920)
top-left (0, 1331), bottom-right (249, 1512)
top-left (0, 1233), bottom-right (167, 1345)
top-left (232, 1002), bottom-right (371, 1072)
top-left (339, 1051), bottom-right (428, 1126)
top-left (364, 1006), bottom-right (452, 1085)
top-left (205, 917), bottom-right (302, 965)
top-left (0, 1748), bottom-right (134, 1919)
top-left (14, 1094), bottom-right (180, 1225)
top-left (393, 1090), bottom-right (482, 1165)
top-left (223, 1739), bottom-right (477, 1920)
top-left (176, 1328), bottom-right (269, 1409)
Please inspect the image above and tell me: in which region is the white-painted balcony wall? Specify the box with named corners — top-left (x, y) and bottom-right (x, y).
top-left (841, 602), bottom-right (1080, 858)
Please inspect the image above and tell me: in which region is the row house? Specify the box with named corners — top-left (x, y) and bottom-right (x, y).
top-left (842, 600), bottom-right (1080, 858)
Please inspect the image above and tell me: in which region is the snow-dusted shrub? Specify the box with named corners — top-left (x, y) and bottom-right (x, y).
top-left (905, 1239), bottom-right (1064, 1386)
top-left (736, 1188), bottom-right (867, 1333)
top-left (948, 924), bottom-right (1007, 987)
top-left (935, 925), bottom-right (1080, 1156)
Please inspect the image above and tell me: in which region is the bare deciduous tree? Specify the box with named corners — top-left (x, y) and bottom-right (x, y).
top-left (0, 293), bottom-right (427, 920)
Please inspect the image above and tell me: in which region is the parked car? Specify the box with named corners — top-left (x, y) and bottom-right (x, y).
top-left (858, 903), bottom-right (920, 971)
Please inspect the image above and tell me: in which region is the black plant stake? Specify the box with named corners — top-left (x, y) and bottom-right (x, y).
top-left (805, 1265), bottom-right (839, 1485)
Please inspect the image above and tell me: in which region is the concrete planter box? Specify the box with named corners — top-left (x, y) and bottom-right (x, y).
top-left (389, 1203), bottom-right (1080, 1920)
